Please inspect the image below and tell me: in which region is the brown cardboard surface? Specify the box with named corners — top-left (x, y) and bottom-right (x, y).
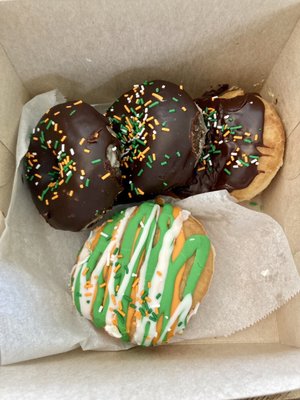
top-left (0, 43), bottom-right (29, 213)
top-left (262, 19), bottom-right (300, 348)
top-left (0, 0), bottom-right (300, 103)
top-left (1, 344), bottom-right (300, 400)
top-left (0, 0), bottom-right (300, 396)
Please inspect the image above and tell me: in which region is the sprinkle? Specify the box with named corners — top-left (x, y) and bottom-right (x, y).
top-left (61, 136), bottom-right (66, 142)
top-left (197, 166), bottom-right (205, 172)
top-left (68, 190), bottom-right (74, 197)
top-left (81, 169), bottom-right (86, 175)
top-left (34, 173), bottom-right (42, 179)
top-left (137, 188), bottom-right (144, 195)
top-left (70, 148), bottom-right (75, 156)
top-left (161, 161), bottom-right (167, 166)
top-left (45, 199), bottom-right (49, 206)
top-left (132, 278), bottom-right (140, 288)
top-left (176, 151), bottom-right (181, 157)
top-left (152, 93), bottom-right (164, 101)
top-left (147, 282), bottom-right (151, 289)
top-left (149, 101), bottom-right (160, 109)
top-left (91, 158), bottom-right (102, 164)
top-left (169, 109), bottom-right (176, 113)
top-left (154, 119), bottom-right (160, 126)
top-left (74, 100), bottom-right (83, 105)
top-left (157, 271), bottom-right (162, 277)
top-left (163, 182), bottom-right (168, 187)
top-left (85, 178), bottom-right (90, 187)
top-left (162, 127), bottom-right (170, 132)
top-left (101, 172), bottom-right (111, 180)
top-left (54, 111), bottom-right (61, 116)
top-left (254, 134), bottom-right (259, 141)
top-left (99, 283), bottom-right (106, 288)
top-left (98, 305), bottom-right (103, 312)
top-left (233, 135), bottom-right (243, 140)
top-left (111, 294), bottom-right (117, 305)
top-left (84, 148), bottom-right (90, 153)
top-left (152, 153), bottom-right (156, 161)
top-left (144, 100), bottom-right (152, 107)
top-left (79, 138), bottom-right (85, 145)
top-left (70, 110), bottom-right (77, 116)
top-left (179, 84), bottom-right (184, 90)
top-left (224, 168), bottom-right (231, 175)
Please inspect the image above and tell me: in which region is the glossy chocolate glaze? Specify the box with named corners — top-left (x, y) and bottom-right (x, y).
top-left (106, 80), bottom-right (205, 200)
top-left (175, 92), bottom-right (265, 197)
top-left (24, 101), bottom-right (122, 231)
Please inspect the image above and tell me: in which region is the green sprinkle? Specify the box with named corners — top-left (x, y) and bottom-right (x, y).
top-left (137, 169), bottom-right (144, 177)
top-left (230, 125), bottom-right (242, 130)
top-left (149, 81), bottom-right (154, 85)
top-left (129, 303), bottom-right (137, 309)
top-left (54, 140), bottom-right (59, 149)
top-left (147, 155), bottom-right (153, 163)
top-left (155, 88), bottom-right (160, 93)
top-left (168, 109), bottom-right (176, 113)
top-left (139, 307), bottom-right (146, 317)
top-left (46, 120), bottom-right (53, 130)
top-left (149, 101), bottom-right (160, 109)
top-left (164, 154), bottom-right (170, 159)
top-left (163, 182), bottom-right (168, 187)
top-left (249, 201), bottom-right (258, 206)
top-left (113, 247), bottom-right (119, 255)
top-left (124, 265), bottom-right (129, 274)
top-left (65, 172), bottom-right (73, 183)
top-left (124, 295), bottom-right (132, 302)
top-left (224, 168), bottom-right (231, 175)
top-left (239, 160), bottom-right (250, 167)
top-left (176, 151), bottom-right (181, 157)
top-left (213, 150), bottom-right (222, 154)
top-left (40, 131), bottom-right (45, 143)
top-left (85, 178), bottom-right (90, 187)
top-left (244, 138), bottom-right (252, 143)
top-left (249, 155), bottom-right (259, 159)
top-left (41, 187), bottom-right (50, 200)
top-left (162, 121), bottom-right (167, 127)
top-left (143, 80), bottom-right (148, 85)
top-left (156, 293), bottom-right (161, 299)
top-left (172, 97), bottom-right (179, 102)
top-left (70, 110), bottom-right (77, 116)
top-left (91, 159), bottom-right (102, 164)
top-left (160, 161), bottom-right (167, 166)
top-left (178, 321), bottom-right (183, 327)
top-left (41, 145), bottom-right (48, 150)
top-left (146, 162), bottom-right (152, 169)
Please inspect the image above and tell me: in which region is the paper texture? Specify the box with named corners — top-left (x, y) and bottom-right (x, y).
top-left (1, 90), bottom-right (300, 365)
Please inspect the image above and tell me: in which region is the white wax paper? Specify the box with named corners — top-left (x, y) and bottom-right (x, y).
top-left (0, 90), bottom-right (299, 365)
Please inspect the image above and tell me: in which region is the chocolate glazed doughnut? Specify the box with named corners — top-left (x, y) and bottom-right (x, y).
top-left (106, 80), bottom-right (206, 200)
top-left (24, 100), bottom-right (123, 231)
top-left (174, 88), bottom-right (285, 201)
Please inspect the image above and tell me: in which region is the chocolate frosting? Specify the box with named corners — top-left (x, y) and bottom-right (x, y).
top-left (106, 80), bottom-right (205, 200)
top-left (24, 101), bottom-right (122, 231)
top-left (175, 93), bottom-right (265, 197)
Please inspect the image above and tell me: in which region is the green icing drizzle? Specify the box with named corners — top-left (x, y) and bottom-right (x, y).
top-left (72, 202), bottom-right (211, 346)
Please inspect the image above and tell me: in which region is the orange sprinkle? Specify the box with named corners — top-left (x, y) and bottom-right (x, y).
top-left (124, 105), bottom-right (130, 113)
top-left (66, 105), bottom-right (72, 109)
top-left (51, 195), bottom-right (58, 200)
top-left (144, 100), bottom-right (152, 107)
top-left (113, 115), bottom-right (121, 121)
top-left (101, 172), bottom-right (111, 180)
top-left (84, 148), bottom-right (90, 153)
top-left (61, 136), bottom-right (67, 142)
top-left (162, 127), bottom-right (170, 132)
top-left (154, 119), bottom-right (160, 126)
top-left (34, 173), bottom-right (42, 179)
top-left (114, 264), bottom-right (121, 273)
top-left (180, 84), bottom-right (184, 90)
top-left (33, 137), bottom-right (38, 141)
top-left (231, 156), bottom-right (235, 161)
top-left (59, 179), bottom-right (64, 185)
top-left (81, 169), bottom-right (85, 176)
top-left (152, 93), bottom-right (164, 102)
top-left (118, 310), bottom-right (126, 317)
top-left (157, 271), bottom-right (162, 277)
top-left (152, 153), bottom-right (156, 161)
top-left (54, 111), bottom-right (61, 116)
top-left (45, 199), bottom-right (49, 206)
top-left (146, 116), bottom-right (154, 122)
top-left (234, 135), bottom-right (243, 140)
top-left (135, 105), bottom-right (142, 111)
top-left (52, 166), bottom-right (60, 171)
top-left (74, 100), bottom-right (83, 105)
top-left (148, 123), bottom-right (154, 129)
top-left (84, 281), bottom-right (93, 289)
top-left (84, 292), bottom-right (92, 297)
top-left (132, 278), bottom-right (140, 288)
top-left (54, 123), bottom-right (58, 132)
top-left (80, 184), bottom-right (84, 189)
top-left (99, 283), bottom-right (106, 288)
top-left (82, 267), bottom-right (89, 276)
top-left (68, 190), bottom-right (74, 197)
top-left (116, 285), bottom-right (120, 293)
top-left (79, 138), bottom-right (85, 145)
top-left (181, 106), bottom-right (187, 112)
top-left (118, 301), bottom-right (123, 310)
top-left (245, 132), bottom-right (251, 136)
top-left (223, 131), bottom-right (230, 138)
top-left (135, 311), bottom-right (142, 320)
top-left (226, 161), bottom-right (232, 166)
top-left (137, 188), bottom-right (144, 195)
top-left (111, 294), bottom-right (117, 305)
top-left (128, 192), bottom-right (132, 199)
top-left (147, 282), bottom-right (151, 288)
top-left (59, 130), bottom-right (63, 134)
top-left (145, 297), bottom-right (152, 303)
top-left (44, 118), bottom-right (49, 123)
top-left (197, 166), bottom-right (205, 172)
top-left (254, 134), bottom-right (258, 141)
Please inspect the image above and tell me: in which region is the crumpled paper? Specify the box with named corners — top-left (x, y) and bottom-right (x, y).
top-left (0, 90), bottom-right (299, 365)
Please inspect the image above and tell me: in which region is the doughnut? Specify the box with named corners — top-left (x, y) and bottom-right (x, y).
top-left (23, 100), bottom-right (123, 231)
top-left (174, 88), bottom-right (285, 202)
top-left (70, 201), bottom-right (214, 346)
top-left (106, 80), bottom-right (206, 200)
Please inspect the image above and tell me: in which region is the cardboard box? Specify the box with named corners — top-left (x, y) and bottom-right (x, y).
top-left (1, 0), bottom-right (300, 398)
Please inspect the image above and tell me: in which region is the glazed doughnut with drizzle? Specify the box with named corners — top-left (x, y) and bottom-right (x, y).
top-left (106, 80), bottom-right (206, 200)
top-left (24, 100), bottom-right (122, 231)
top-left (70, 201), bottom-right (214, 346)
